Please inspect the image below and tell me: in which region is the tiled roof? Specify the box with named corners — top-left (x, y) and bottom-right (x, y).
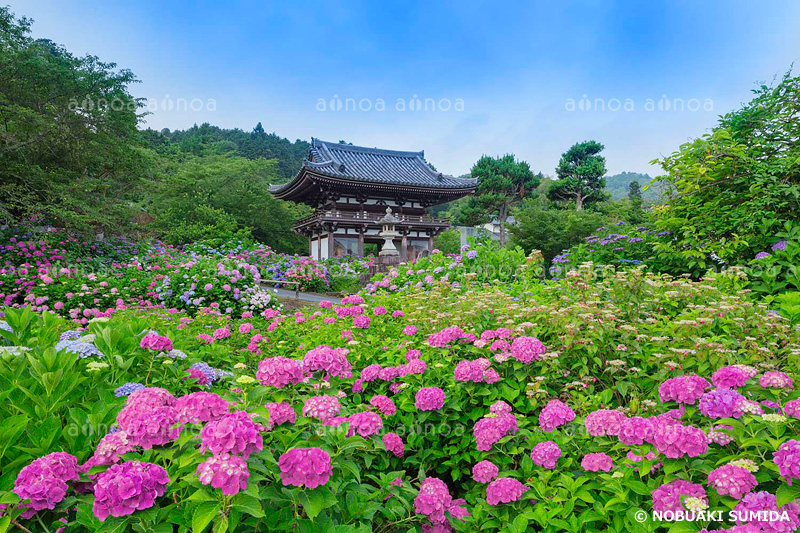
top-left (269, 138), bottom-right (477, 194)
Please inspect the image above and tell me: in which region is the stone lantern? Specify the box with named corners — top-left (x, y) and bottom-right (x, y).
top-left (378, 207), bottom-right (400, 257)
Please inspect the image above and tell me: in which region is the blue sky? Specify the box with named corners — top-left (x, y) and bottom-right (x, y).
top-left (11, 0), bottom-right (800, 176)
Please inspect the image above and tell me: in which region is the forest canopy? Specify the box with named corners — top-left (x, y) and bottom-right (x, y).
top-left (0, 7), bottom-right (309, 252)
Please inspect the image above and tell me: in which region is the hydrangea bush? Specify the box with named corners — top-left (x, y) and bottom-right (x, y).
top-left (0, 253), bottom-right (799, 532)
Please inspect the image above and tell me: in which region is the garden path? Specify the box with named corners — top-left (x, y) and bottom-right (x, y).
top-left (271, 287), bottom-right (342, 304)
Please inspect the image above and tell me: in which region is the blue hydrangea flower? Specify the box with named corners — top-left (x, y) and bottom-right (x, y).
top-left (166, 349), bottom-right (188, 360)
top-left (59, 330), bottom-right (82, 341)
top-left (114, 382), bottom-right (145, 397)
top-left (55, 339), bottom-right (105, 359)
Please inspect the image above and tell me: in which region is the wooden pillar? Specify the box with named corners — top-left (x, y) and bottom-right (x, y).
top-left (357, 229), bottom-right (365, 257)
top-left (308, 234), bottom-right (312, 256)
top-left (316, 229), bottom-right (322, 260)
top-left (428, 231), bottom-right (434, 252)
top-left (327, 227), bottom-right (335, 258)
top-left (401, 231), bottom-right (408, 262)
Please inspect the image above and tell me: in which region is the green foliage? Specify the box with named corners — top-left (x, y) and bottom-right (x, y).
top-left (3, 260), bottom-right (798, 532)
top-left (746, 221), bottom-right (800, 296)
top-left (0, 8), bottom-right (311, 251)
top-left (145, 155), bottom-right (308, 251)
top-left (0, 7), bottom-right (149, 230)
top-left (605, 172), bottom-right (663, 203)
top-left (510, 199), bottom-right (611, 263)
top-left (458, 155), bottom-right (541, 246)
top-left (547, 141), bottom-right (608, 210)
top-left (433, 229), bottom-right (462, 255)
top-left (651, 71), bottom-right (800, 274)
top-left (146, 122), bottom-right (310, 183)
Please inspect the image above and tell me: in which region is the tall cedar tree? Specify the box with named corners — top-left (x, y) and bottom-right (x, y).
top-left (547, 140), bottom-right (608, 210)
top-left (458, 155), bottom-right (540, 246)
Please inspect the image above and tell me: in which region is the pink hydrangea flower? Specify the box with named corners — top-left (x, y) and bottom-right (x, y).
top-left (454, 359), bottom-right (484, 382)
top-left (83, 432), bottom-right (136, 469)
top-left (699, 388), bottom-right (745, 419)
top-left (510, 336), bottom-right (546, 363)
top-left (278, 447), bottom-right (332, 488)
top-left (403, 325), bottom-right (418, 336)
top-left (483, 368), bottom-right (500, 383)
top-left (125, 406), bottom-right (182, 449)
top-left (538, 399), bottom-right (575, 432)
top-left (658, 375), bottom-right (710, 405)
top-left (708, 464), bottom-right (758, 499)
top-left (414, 477), bottom-right (455, 525)
top-left (490, 401), bottom-right (512, 415)
top-left (584, 409), bottom-right (627, 437)
top-left (347, 411), bottom-right (383, 437)
top-left (708, 425), bottom-right (735, 446)
top-left (302, 345), bottom-right (352, 380)
top-left (139, 333), bottom-right (173, 352)
top-left (199, 411), bottom-right (263, 458)
top-left (473, 413), bottom-right (518, 451)
top-left (175, 392), bottom-right (230, 424)
top-left (266, 402), bottom-right (296, 428)
top-left (472, 460), bottom-right (499, 483)
top-left (406, 349), bottom-right (421, 361)
top-left (92, 462), bottom-right (169, 522)
top-left (652, 422), bottom-right (708, 459)
top-left (618, 416), bottom-right (655, 445)
top-left (370, 395), bottom-right (397, 416)
top-left (783, 398), bottom-right (800, 419)
top-left (774, 439), bottom-right (800, 486)
top-left (530, 441), bottom-right (561, 469)
top-left (415, 387), bottom-right (446, 411)
top-left (712, 366), bottom-right (753, 389)
top-left (379, 366), bottom-right (400, 381)
top-left (353, 315), bottom-right (371, 329)
top-left (383, 432), bottom-right (404, 457)
top-left (14, 453), bottom-right (79, 518)
top-left (197, 453), bottom-right (249, 495)
top-left (427, 326), bottom-right (467, 348)
top-left (581, 453), bottom-right (613, 472)
top-left (256, 356), bottom-right (303, 388)
top-left (361, 364), bottom-right (383, 382)
top-left (759, 371), bottom-right (793, 390)
top-left (213, 326), bottom-right (231, 340)
top-left (651, 479), bottom-right (707, 512)
top-left (400, 359), bottom-right (427, 376)
top-left (486, 477), bottom-right (527, 506)
top-left (733, 491), bottom-right (800, 532)
top-left (116, 387), bottom-right (176, 431)
top-left (302, 395), bottom-right (341, 421)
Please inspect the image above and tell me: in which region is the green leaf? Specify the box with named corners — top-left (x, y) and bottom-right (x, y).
top-left (232, 493), bottom-right (264, 518)
top-left (187, 489), bottom-right (216, 502)
top-left (511, 514), bottom-right (529, 533)
top-left (298, 488), bottom-right (336, 520)
top-left (192, 502), bottom-right (221, 533)
top-left (0, 415), bottom-right (28, 462)
top-left (777, 484), bottom-right (800, 507)
top-left (627, 480), bottom-right (651, 496)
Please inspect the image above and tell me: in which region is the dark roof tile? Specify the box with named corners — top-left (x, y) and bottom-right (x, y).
top-left (269, 138), bottom-right (477, 194)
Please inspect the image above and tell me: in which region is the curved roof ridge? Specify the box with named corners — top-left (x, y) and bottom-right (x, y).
top-left (269, 137), bottom-right (477, 197)
top-left (312, 137), bottom-right (425, 159)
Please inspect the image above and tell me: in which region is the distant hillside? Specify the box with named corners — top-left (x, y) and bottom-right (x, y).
top-left (143, 122), bottom-right (310, 182)
top-left (605, 172), bottom-right (664, 203)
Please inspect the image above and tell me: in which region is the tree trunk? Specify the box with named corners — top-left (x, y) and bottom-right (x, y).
top-left (575, 194), bottom-right (583, 211)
